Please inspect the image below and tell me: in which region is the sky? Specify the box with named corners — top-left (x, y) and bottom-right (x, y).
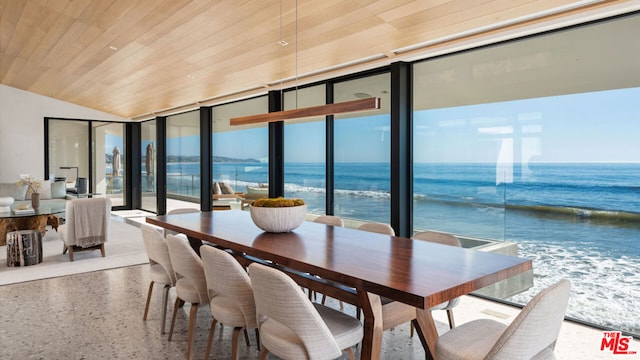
top-left (108, 86), bottom-right (639, 164)
top-left (105, 135), bottom-right (123, 159)
top-left (413, 87), bottom-right (640, 163)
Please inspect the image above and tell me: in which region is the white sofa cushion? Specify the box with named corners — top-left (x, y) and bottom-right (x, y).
top-left (23, 180), bottom-right (67, 200)
top-left (26, 180), bottom-right (52, 200)
top-left (219, 182), bottom-right (235, 194)
top-left (213, 182), bottom-right (222, 195)
top-left (246, 186), bottom-right (268, 195)
top-left (0, 183), bottom-right (28, 200)
top-left (51, 181), bottom-right (67, 199)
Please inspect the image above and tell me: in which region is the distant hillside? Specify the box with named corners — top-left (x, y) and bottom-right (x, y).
top-left (162, 155), bottom-right (260, 163)
top-left (213, 156), bottom-right (260, 163)
top-left (107, 154), bottom-right (260, 163)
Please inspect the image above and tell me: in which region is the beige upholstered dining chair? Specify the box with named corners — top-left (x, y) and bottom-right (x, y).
top-left (311, 215), bottom-right (345, 302)
top-left (59, 197), bottom-right (111, 261)
top-left (313, 215), bottom-right (345, 227)
top-left (141, 224), bottom-right (177, 334)
top-left (321, 221), bottom-right (396, 309)
top-left (166, 234), bottom-right (209, 360)
top-left (164, 207), bottom-right (200, 237)
top-left (167, 207), bottom-right (200, 215)
top-left (435, 279), bottom-right (571, 360)
top-left (357, 222), bottom-right (395, 235)
top-left (352, 222), bottom-right (396, 312)
top-left (352, 222), bottom-right (419, 340)
top-left (347, 228), bottom-right (461, 340)
top-left (200, 245), bottom-right (259, 360)
top-left (412, 230), bottom-right (463, 331)
top-left (413, 230), bottom-right (461, 247)
top-left (248, 263), bottom-right (363, 360)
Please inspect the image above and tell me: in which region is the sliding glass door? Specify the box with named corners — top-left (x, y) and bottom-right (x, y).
top-left (212, 96), bottom-right (269, 197)
top-left (141, 120), bottom-right (157, 213)
top-left (46, 118), bottom-right (128, 209)
top-left (166, 111), bottom-right (201, 204)
top-left (283, 86), bottom-right (326, 214)
top-left (333, 73), bottom-right (391, 223)
top-left (47, 119), bottom-right (89, 193)
top-left (93, 121), bottom-right (126, 207)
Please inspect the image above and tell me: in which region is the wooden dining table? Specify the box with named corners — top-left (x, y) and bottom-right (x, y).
top-left (146, 210), bottom-right (532, 360)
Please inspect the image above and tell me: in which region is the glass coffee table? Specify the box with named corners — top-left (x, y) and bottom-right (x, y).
top-left (0, 205), bottom-right (66, 247)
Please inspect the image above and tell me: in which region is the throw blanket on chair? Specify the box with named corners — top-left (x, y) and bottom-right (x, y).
top-left (73, 198), bottom-right (108, 247)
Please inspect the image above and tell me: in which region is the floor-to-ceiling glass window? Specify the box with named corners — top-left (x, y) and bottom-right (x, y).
top-left (413, 14), bottom-right (640, 336)
top-left (48, 120), bottom-right (89, 190)
top-left (283, 86), bottom-right (326, 214)
top-left (141, 120), bottom-right (157, 212)
top-left (166, 110), bottom-right (200, 204)
top-left (94, 122), bottom-right (126, 207)
top-left (333, 73), bottom-right (391, 223)
top-left (47, 118), bottom-right (127, 209)
top-left (212, 96), bottom-right (269, 199)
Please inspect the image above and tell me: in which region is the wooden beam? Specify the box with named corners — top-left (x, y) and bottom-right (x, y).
top-left (230, 97), bottom-right (381, 126)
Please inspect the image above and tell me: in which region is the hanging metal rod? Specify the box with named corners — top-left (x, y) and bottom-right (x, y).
top-left (230, 97), bottom-right (381, 126)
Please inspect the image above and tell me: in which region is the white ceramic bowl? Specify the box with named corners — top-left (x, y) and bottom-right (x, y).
top-left (249, 204), bottom-right (307, 233)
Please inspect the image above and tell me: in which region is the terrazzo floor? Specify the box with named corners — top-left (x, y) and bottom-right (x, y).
top-left (2, 262), bottom-right (634, 359)
top-left (0, 264), bottom-right (432, 359)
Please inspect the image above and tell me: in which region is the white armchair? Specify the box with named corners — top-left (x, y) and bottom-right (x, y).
top-left (59, 197), bottom-right (111, 261)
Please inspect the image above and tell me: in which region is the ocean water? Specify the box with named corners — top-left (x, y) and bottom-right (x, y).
top-left (166, 161), bottom-right (640, 335)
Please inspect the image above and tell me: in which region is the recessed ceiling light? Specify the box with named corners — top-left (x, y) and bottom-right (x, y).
top-left (187, 74), bottom-right (196, 79)
top-left (109, 46), bottom-right (118, 51)
top-left (278, 40), bottom-right (288, 46)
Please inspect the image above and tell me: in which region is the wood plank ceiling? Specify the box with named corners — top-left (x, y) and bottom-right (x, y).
top-left (0, 0), bottom-right (630, 120)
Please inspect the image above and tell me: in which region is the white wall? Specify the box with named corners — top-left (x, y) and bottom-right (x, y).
top-left (0, 85), bottom-right (126, 183)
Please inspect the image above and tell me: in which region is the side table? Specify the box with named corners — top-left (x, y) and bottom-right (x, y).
top-left (6, 230), bottom-right (43, 266)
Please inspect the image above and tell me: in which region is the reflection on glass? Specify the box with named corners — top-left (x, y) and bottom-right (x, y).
top-left (414, 91), bottom-right (640, 336)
